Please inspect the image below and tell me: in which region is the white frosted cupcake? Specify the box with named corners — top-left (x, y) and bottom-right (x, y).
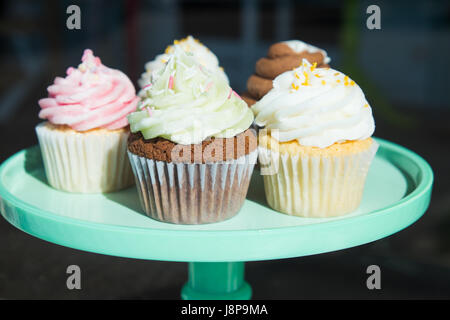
top-left (252, 59), bottom-right (378, 218)
top-left (138, 35), bottom-right (228, 93)
top-left (36, 49), bottom-right (138, 193)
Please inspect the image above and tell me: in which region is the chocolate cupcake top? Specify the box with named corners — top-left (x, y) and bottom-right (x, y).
top-left (252, 59), bottom-right (375, 148)
top-left (128, 46), bottom-right (254, 145)
top-left (271, 40), bottom-right (331, 63)
top-left (244, 39), bottom-right (331, 107)
top-left (138, 36), bottom-right (228, 92)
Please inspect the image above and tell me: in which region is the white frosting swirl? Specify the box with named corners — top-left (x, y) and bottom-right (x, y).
top-left (138, 36), bottom-right (228, 92)
top-left (283, 40), bottom-right (331, 64)
top-left (252, 59), bottom-right (375, 148)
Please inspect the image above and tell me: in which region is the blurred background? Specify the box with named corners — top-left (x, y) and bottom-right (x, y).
top-left (0, 0), bottom-right (449, 299)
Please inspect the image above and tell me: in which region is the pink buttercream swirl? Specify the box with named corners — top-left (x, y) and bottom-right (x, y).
top-left (39, 49), bottom-right (139, 131)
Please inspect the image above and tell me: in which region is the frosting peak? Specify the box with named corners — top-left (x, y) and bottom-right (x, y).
top-left (138, 35), bottom-right (228, 92)
top-left (283, 40), bottom-right (331, 64)
top-left (128, 46), bottom-right (253, 145)
top-left (39, 49), bottom-right (138, 131)
top-left (252, 59), bottom-right (375, 148)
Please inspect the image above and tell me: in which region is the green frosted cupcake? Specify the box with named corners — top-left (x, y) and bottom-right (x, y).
top-left (127, 46), bottom-right (257, 224)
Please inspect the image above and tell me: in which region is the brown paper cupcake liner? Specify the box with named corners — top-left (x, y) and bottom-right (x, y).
top-left (127, 150), bottom-right (257, 224)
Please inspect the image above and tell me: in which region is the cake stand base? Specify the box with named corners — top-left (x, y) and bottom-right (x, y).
top-left (181, 262), bottom-right (252, 300)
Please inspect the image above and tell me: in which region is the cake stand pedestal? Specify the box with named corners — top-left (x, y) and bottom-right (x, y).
top-left (0, 138), bottom-right (433, 300)
top-left (182, 262), bottom-right (251, 300)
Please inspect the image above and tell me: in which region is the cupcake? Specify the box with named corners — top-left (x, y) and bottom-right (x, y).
top-left (127, 46), bottom-right (257, 224)
top-left (252, 59), bottom-right (377, 218)
top-left (36, 49), bottom-right (138, 193)
top-left (138, 35), bottom-right (228, 93)
top-left (242, 40), bottom-right (330, 107)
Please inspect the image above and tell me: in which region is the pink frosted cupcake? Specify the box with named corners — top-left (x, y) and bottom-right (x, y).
top-left (36, 49), bottom-right (138, 193)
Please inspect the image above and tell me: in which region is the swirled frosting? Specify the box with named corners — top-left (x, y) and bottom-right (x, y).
top-left (138, 36), bottom-right (228, 92)
top-left (39, 49), bottom-right (139, 131)
top-left (128, 46), bottom-right (253, 145)
top-left (252, 59), bottom-right (375, 148)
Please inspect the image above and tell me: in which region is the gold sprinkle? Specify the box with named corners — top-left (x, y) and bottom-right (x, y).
top-left (173, 39), bottom-right (180, 45)
top-left (161, 59), bottom-right (167, 63)
top-left (310, 62), bottom-right (317, 72)
top-left (301, 71), bottom-right (309, 86)
top-left (364, 103), bottom-right (369, 108)
top-left (314, 74), bottom-right (322, 78)
top-left (350, 80), bottom-right (355, 86)
top-left (322, 80), bottom-right (326, 85)
top-left (344, 76), bottom-right (349, 85)
top-left (294, 72), bottom-right (300, 79)
top-left (291, 83), bottom-right (299, 90)
top-left (334, 72), bottom-right (340, 76)
top-left (336, 79), bottom-right (341, 83)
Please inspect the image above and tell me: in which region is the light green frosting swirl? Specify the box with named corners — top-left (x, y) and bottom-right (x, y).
top-left (128, 46), bottom-right (253, 145)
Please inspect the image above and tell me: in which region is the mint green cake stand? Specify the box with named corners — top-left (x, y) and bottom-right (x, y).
top-left (0, 138), bottom-right (433, 300)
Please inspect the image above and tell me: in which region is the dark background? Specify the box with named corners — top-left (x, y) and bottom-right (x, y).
top-left (1, 0), bottom-right (449, 299)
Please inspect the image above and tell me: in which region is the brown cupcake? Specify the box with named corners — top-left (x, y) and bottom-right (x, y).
top-left (127, 129), bottom-right (257, 224)
top-left (243, 40), bottom-right (331, 106)
top-left (128, 46), bottom-right (257, 224)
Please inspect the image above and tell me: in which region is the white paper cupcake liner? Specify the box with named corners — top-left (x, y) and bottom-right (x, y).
top-left (258, 141), bottom-right (379, 218)
top-left (127, 150), bottom-right (257, 224)
top-left (35, 122), bottom-right (134, 193)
